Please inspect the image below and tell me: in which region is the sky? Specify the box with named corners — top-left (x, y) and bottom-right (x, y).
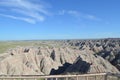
top-left (0, 0), bottom-right (120, 40)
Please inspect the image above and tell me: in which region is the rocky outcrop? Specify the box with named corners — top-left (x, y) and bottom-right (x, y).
top-left (0, 47), bottom-right (80, 75)
top-left (66, 38), bottom-right (120, 71)
top-left (65, 54), bottom-right (119, 74)
top-left (0, 45), bottom-right (119, 75)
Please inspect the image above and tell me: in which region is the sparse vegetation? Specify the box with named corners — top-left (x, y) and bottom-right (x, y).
top-left (0, 41), bottom-right (34, 53)
top-left (0, 40), bottom-right (59, 54)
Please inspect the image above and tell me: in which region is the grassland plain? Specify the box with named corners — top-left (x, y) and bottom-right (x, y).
top-left (0, 40), bottom-right (65, 54)
top-left (0, 41), bottom-right (47, 54)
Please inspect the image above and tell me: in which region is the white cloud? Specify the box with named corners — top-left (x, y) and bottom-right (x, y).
top-left (12, 9), bottom-right (45, 21)
top-left (58, 10), bottom-right (80, 17)
top-left (85, 14), bottom-right (101, 21)
top-left (0, 0), bottom-right (49, 24)
top-left (58, 10), bottom-right (101, 21)
top-left (0, 14), bottom-right (36, 24)
top-left (68, 10), bottom-right (80, 17)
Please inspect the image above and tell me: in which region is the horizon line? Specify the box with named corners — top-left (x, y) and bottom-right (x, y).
top-left (0, 37), bottom-right (120, 41)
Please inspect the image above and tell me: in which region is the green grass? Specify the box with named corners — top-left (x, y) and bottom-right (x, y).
top-left (0, 40), bottom-right (63, 54)
top-left (0, 41), bottom-right (34, 54)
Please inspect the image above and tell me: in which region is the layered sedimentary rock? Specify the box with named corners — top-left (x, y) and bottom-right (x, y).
top-left (66, 38), bottom-right (120, 71)
top-left (0, 45), bottom-right (119, 75)
top-left (65, 53), bottom-right (119, 74)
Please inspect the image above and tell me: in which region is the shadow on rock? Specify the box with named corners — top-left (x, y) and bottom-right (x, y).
top-left (50, 62), bottom-right (72, 75)
top-left (65, 56), bottom-right (91, 74)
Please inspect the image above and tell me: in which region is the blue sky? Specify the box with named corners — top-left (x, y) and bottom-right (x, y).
top-left (0, 0), bottom-right (120, 40)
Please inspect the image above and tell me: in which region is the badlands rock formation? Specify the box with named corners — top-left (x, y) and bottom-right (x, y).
top-left (0, 41), bottom-right (119, 75)
top-left (66, 38), bottom-right (120, 71)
